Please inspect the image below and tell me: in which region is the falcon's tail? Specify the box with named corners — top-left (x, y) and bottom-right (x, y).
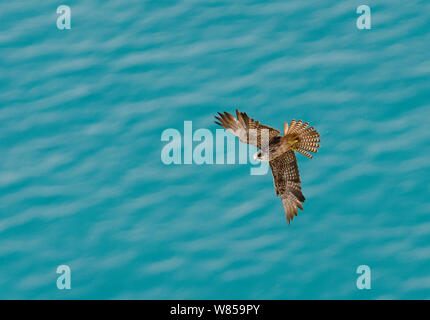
top-left (284, 120), bottom-right (320, 159)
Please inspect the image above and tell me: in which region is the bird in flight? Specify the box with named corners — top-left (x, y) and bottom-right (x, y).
top-left (215, 109), bottom-right (320, 224)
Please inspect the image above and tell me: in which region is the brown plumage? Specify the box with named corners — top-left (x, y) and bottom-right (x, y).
top-left (215, 110), bottom-right (280, 149)
top-left (215, 109), bottom-right (320, 224)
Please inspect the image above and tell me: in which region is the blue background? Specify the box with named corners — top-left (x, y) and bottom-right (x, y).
top-left (1, 0), bottom-right (429, 299)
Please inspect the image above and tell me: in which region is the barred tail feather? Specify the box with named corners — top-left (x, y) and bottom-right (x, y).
top-left (286, 120), bottom-right (321, 159)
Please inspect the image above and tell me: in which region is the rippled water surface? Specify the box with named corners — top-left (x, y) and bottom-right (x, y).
top-left (1, 0), bottom-right (430, 299)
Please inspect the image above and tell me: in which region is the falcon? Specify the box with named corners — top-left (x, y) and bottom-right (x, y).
top-left (215, 109), bottom-right (320, 224)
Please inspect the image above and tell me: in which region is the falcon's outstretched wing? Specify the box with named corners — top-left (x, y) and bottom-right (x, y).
top-left (215, 109), bottom-right (280, 149)
top-left (269, 150), bottom-right (305, 224)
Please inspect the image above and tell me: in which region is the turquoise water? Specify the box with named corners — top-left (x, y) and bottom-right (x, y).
top-left (1, 0), bottom-right (430, 299)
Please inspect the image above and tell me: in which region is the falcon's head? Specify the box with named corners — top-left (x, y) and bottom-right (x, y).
top-left (254, 150), bottom-right (270, 162)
